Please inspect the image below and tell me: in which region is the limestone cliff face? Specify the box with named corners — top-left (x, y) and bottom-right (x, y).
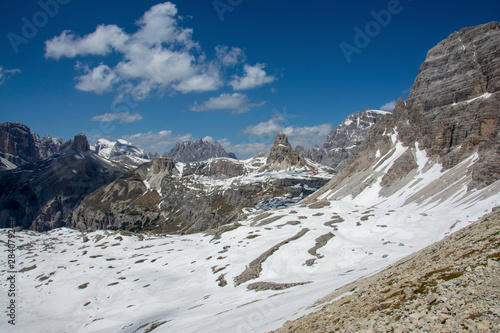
top-left (0, 122), bottom-right (40, 167)
top-left (307, 22), bottom-right (500, 204)
top-left (0, 122), bottom-right (64, 170)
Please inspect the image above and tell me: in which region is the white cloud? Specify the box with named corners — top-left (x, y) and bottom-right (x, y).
top-left (281, 123), bottom-right (332, 148)
top-left (241, 114), bottom-right (285, 137)
top-left (121, 130), bottom-right (192, 153)
top-left (90, 111), bottom-right (143, 124)
top-left (241, 114), bottom-right (332, 149)
top-left (75, 63), bottom-right (118, 94)
top-left (173, 66), bottom-right (221, 93)
top-left (190, 93), bottom-right (265, 114)
top-left (379, 100), bottom-right (397, 112)
top-left (0, 66), bottom-right (21, 85)
top-left (45, 2), bottom-right (275, 100)
top-left (45, 25), bottom-right (129, 59)
top-left (216, 46), bottom-right (245, 66)
top-left (219, 139), bottom-right (271, 160)
top-left (230, 63), bottom-right (276, 90)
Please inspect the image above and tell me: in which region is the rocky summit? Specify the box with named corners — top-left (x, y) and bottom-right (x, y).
top-left (297, 108), bottom-right (389, 170)
top-left (167, 138), bottom-right (237, 163)
top-left (94, 138), bottom-right (150, 168)
top-left (0, 122), bottom-right (63, 171)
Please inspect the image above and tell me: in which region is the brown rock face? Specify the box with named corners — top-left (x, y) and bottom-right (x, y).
top-left (72, 133), bottom-right (90, 152)
top-left (273, 134), bottom-right (292, 148)
top-left (264, 134), bottom-right (313, 171)
top-left (314, 22), bottom-right (500, 195)
top-left (395, 22), bottom-right (499, 189)
top-left (0, 122), bottom-right (40, 166)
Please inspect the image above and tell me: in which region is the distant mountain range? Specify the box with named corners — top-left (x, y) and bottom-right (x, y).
top-left (167, 138), bottom-right (237, 162)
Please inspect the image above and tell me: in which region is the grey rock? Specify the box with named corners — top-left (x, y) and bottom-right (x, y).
top-left (0, 133), bottom-right (124, 230)
top-left (35, 134), bottom-right (64, 159)
top-left (299, 109), bottom-right (389, 171)
top-left (167, 138), bottom-right (237, 163)
top-left (0, 122), bottom-right (40, 167)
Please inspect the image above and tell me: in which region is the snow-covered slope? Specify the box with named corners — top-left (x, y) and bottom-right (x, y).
top-left (1, 152), bottom-right (498, 332)
top-left (94, 138), bottom-right (150, 168)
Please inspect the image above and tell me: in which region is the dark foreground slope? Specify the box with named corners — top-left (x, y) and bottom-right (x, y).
top-left (274, 207), bottom-right (500, 333)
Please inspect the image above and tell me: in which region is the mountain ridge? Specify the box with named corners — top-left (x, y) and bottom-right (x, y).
top-left (296, 108), bottom-right (389, 170)
top-left (167, 138), bottom-right (237, 163)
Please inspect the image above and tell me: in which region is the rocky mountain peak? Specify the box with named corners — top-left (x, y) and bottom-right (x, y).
top-left (299, 109), bottom-right (389, 170)
top-left (167, 138), bottom-right (237, 163)
top-left (273, 133), bottom-right (292, 148)
top-left (306, 21), bottom-right (500, 205)
top-left (263, 133), bottom-right (315, 171)
top-left (388, 21), bottom-right (499, 189)
top-left (72, 133), bottom-right (90, 152)
top-left (36, 134), bottom-right (64, 159)
top-left (0, 121), bottom-right (42, 169)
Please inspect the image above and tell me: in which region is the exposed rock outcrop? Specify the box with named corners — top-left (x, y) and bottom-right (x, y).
top-left (0, 133), bottom-right (124, 230)
top-left (0, 122), bottom-right (64, 170)
top-left (297, 108), bottom-right (389, 170)
top-left (35, 134), bottom-right (64, 159)
top-left (167, 138), bottom-right (237, 163)
top-left (262, 134), bottom-right (318, 171)
top-left (0, 122), bottom-right (40, 167)
top-left (306, 21), bottom-right (500, 206)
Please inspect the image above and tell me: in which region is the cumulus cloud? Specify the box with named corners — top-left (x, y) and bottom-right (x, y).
top-left (44, 2), bottom-right (275, 100)
top-left (173, 66), bottom-right (222, 93)
top-left (190, 93), bottom-right (265, 114)
top-left (0, 66), bottom-right (21, 85)
top-left (90, 111), bottom-right (143, 124)
top-left (121, 130), bottom-right (192, 153)
top-left (76, 63), bottom-right (118, 94)
top-left (379, 100), bottom-right (397, 112)
top-left (45, 25), bottom-right (129, 59)
top-left (230, 63), bottom-right (276, 90)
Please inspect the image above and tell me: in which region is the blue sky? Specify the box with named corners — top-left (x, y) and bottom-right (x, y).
top-left (1, 0), bottom-right (499, 158)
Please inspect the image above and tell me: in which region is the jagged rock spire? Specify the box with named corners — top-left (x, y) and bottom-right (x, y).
top-left (273, 134), bottom-right (292, 148)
